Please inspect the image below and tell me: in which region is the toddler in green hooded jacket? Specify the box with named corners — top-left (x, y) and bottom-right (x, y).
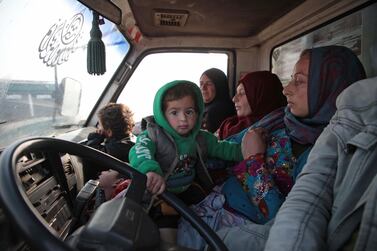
top-left (129, 80), bottom-right (244, 206)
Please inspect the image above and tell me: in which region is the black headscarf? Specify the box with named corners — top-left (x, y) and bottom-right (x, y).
top-left (201, 68), bottom-right (236, 133)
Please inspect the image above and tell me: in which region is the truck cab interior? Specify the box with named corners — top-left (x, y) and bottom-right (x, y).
top-left (0, 0), bottom-right (376, 250)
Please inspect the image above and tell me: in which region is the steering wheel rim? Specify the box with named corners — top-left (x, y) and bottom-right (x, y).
top-left (0, 137), bottom-right (228, 251)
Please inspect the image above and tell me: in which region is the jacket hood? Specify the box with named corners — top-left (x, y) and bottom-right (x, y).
top-left (153, 80), bottom-right (204, 140)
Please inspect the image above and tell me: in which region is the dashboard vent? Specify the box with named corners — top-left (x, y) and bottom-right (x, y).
top-left (154, 9), bottom-right (189, 27)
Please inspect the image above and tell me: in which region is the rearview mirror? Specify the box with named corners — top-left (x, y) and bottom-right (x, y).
top-left (61, 77), bottom-right (81, 117)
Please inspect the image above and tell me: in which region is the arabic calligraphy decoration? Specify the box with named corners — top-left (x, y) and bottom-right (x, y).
top-left (39, 13), bottom-right (84, 67)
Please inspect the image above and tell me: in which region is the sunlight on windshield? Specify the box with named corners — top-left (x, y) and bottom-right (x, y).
top-left (118, 53), bottom-right (228, 122)
top-left (0, 0), bottom-right (129, 149)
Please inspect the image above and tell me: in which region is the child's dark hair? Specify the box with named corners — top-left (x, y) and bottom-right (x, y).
top-left (98, 103), bottom-right (135, 139)
top-left (163, 82), bottom-right (198, 112)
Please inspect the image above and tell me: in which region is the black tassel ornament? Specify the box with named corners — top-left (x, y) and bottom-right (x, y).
top-left (87, 11), bottom-right (106, 75)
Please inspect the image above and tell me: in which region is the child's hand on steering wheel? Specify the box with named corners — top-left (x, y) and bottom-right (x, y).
top-left (146, 172), bottom-right (166, 195)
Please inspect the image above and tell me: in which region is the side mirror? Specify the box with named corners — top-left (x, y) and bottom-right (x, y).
top-left (60, 77), bottom-right (81, 117)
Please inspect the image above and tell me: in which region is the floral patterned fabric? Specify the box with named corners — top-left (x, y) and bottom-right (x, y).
top-left (177, 129), bottom-right (312, 250)
top-left (223, 128), bottom-right (302, 224)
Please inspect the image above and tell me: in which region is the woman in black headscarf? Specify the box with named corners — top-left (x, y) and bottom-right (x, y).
top-left (200, 68), bottom-right (236, 133)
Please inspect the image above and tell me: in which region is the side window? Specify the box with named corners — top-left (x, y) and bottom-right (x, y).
top-left (272, 2), bottom-right (377, 84)
top-left (117, 52), bottom-right (228, 123)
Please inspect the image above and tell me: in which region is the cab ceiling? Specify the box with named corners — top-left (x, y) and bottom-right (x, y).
top-left (80, 0), bottom-right (306, 38)
top-left (128, 0), bottom-right (305, 37)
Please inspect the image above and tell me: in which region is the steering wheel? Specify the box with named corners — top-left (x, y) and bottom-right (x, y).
top-left (0, 137), bottom-right (228, 251)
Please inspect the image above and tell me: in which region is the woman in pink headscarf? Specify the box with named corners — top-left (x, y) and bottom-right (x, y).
top-left (208, 71), bottom-right (287, 184)
top-left (218, 71), bottom-right (287, 141)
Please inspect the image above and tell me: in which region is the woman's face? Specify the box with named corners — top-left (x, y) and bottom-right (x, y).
top-left (283, 57), bottom-right (310, 117)
top-left (200, 74), bottom-right (216, 103)
top-left (232, 83), bottom-right (252, 117)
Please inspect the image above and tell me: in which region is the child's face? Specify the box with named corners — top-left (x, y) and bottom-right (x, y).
top-left (164, 95), bottom-right (198, 136)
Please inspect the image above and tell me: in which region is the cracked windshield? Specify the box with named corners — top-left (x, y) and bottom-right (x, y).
top-left (0, 0), bottom-right (129, 149)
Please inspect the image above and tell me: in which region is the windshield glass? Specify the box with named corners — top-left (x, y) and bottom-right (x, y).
top-left (0, 0), bottom-right (129, 149)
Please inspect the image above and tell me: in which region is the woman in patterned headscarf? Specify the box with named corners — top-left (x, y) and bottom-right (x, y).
top-left (177, 45), bottom-right (366, 250)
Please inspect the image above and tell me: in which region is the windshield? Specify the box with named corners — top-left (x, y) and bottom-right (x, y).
top-left (0, 0), bottom-right (130, 149)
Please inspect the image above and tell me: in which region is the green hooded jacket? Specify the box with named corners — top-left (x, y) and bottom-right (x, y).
top-left (129, 80), bottom-right (243, 192)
